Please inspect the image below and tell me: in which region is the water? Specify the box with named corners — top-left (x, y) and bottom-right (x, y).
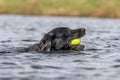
top-left (0, 15), bottom-right (120, 80)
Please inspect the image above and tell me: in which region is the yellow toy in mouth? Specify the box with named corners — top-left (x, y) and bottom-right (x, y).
top-left (70, 38), bottom-right (81, 45)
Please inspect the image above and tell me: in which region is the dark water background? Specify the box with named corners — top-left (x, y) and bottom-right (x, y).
top-left (0, 15), bottom-right (120, 80)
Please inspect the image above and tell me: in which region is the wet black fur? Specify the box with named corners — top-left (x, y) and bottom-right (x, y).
top-left (24, 27), bottom-right (86, 52)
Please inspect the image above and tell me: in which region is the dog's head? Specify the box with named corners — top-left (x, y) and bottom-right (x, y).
top-left (39, 27), bottom-right (85, 52)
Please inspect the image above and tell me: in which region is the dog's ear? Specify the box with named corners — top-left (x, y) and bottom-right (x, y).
top-left (47, 32), bottom-right (54, 37)
top-left (39, 32), bottom-right (54, 52)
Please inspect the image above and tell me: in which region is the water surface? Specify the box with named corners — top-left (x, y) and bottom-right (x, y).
top-left (0, 15), bottom-right (120, 80)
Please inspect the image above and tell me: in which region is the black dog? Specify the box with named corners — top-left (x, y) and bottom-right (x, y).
top-left (24, 27), bottom-right (85, 52)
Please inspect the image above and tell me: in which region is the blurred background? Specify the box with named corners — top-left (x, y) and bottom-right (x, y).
top-left (0, 0), bottom-right (120, 18)
top-left (0, 0), bottom-right (120, 80)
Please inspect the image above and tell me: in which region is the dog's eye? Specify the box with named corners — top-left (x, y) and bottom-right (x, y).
top-left (70, 38), bottom-right (81, 45)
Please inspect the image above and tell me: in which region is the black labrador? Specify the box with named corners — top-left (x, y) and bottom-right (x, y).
top-left (24, 27), bottom-right (85, 52)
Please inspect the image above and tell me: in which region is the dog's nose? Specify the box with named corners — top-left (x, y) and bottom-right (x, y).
top-left (79, 28), bottom-right (86, 37)
top-left (81, 28), bottom-right (86, 32)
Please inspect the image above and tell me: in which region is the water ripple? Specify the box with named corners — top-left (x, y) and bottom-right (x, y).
top-left (0, 15), bottom-right (120, 80)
